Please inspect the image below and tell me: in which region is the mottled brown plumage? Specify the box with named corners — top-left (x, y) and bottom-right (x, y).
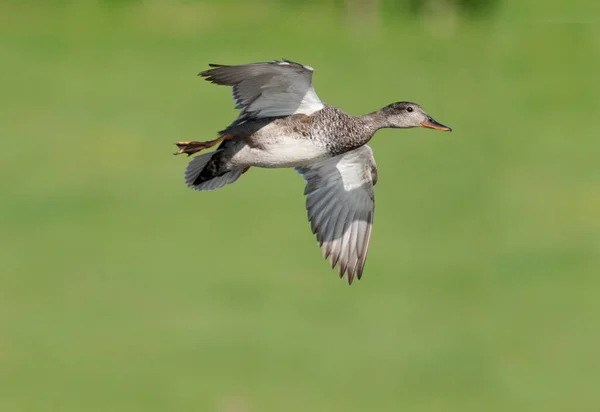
top-left (174, 59), bottom-right (451, 284)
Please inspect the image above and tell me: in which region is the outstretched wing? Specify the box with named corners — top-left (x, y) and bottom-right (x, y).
top-left (199, 59), bottom-right (324, 130)
top-left (295, 145), bottom-right (378, 284)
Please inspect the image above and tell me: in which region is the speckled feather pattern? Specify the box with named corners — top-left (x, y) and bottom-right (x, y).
top-left (179, 59), bottom-right (451, 284)
top-left (216, 105), bottom-right (382, 170)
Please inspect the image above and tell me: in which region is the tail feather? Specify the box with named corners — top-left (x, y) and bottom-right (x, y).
top-left (184, 152), bottom-right (245, 191)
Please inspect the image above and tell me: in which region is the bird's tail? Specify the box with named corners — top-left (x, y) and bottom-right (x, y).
top-left (184, 151), bottom-right (247, 191)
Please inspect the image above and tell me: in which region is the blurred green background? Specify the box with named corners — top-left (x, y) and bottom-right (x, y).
top-left (1, 0), bottom-right (599, 411)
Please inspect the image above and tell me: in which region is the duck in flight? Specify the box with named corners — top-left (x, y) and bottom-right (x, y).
top-left (174, 59), bottom-right (451, 284)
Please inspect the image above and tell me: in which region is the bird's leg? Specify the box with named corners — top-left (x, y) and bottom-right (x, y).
top-left (173, 134), bottom-right (230, 156)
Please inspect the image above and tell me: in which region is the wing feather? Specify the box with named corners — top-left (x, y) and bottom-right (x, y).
top-left (199, 59), bottom-right (324, 131)
top-left (295, 145), bottom-right (377, 284)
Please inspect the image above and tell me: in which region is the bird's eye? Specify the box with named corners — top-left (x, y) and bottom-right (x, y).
top-left (406, 107), bottom-right (413, 112)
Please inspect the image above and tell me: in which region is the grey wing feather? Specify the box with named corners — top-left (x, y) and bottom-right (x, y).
top-left (295, 145), bottom-right (377, 284)
top-left (199, 59), bottom-right (324, 130)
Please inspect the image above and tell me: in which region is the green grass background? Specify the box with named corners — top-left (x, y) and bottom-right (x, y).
top-left (1, 1), bottom-right (599, 411)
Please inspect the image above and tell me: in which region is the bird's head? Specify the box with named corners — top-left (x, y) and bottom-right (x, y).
top-left (381, 102), bottom-right (452, 131)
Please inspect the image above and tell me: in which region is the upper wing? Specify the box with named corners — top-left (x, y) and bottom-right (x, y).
top-left (295, 145), bottom-right (378, 284)
top-left (199, 59), bottom-right (324, 129)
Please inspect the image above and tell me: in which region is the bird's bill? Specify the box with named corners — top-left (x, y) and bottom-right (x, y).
top-left (420, 117), bottom-right (452, 131)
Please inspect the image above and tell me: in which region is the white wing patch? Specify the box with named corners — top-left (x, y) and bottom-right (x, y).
top-left (200, 59), bottom-right (324, 129)
top-left (295, 145), bottom-right (377, 283)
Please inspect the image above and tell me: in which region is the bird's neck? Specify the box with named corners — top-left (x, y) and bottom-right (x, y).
top-left (357, 109), bottom-right (390, 133)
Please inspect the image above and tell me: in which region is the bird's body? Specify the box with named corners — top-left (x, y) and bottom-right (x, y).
top-left (203, 106), bottom-right (380, 171)
top-left (175, 59), bottom-right (451, 283)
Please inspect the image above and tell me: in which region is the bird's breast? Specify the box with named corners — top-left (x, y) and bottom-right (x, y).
top-left (231, 135), bottom-right (330, 168)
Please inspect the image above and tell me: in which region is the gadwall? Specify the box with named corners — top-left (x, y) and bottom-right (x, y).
top-left (175, 59), bottom-right (451, 284)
